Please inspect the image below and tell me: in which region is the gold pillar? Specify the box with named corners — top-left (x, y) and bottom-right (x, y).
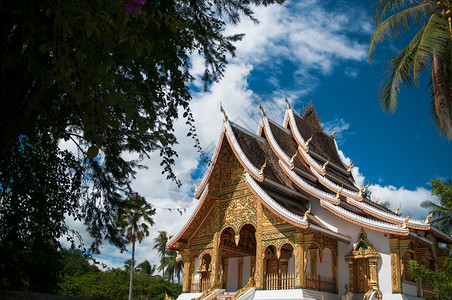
top-left (181, 249), bottom-right (191, 293)
top-left (251, 255), bottom-right (256, 278)
top-left (255, 202), bottom-right (264, 289)
top-left (389, 236), bottom-right (410, 294)
top-left (210, 201), bottom-right (221, 288)
top-left (294, 230), bottom-right (313, 288)
top-left (238, 257), bottom-right (244, 289)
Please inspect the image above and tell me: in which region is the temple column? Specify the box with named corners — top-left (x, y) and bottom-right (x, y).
top-left (255, 202), bottom-right (264, 289)
top-left (181, 249), bottom-right (191, 293)
top-left (389, 236), bottom-right (410, 294)
top-left (210, 200), bottom-right (221, 288)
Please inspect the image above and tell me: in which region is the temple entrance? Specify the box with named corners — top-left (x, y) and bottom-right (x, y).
top-left (263, 244), bottom-right (295, 290)
top-left (345, 229), bottom-right (381, 297)
top-left (220, 224), bottom-right (256, 292)
top-left (353, 258), bottom-right (369, 293)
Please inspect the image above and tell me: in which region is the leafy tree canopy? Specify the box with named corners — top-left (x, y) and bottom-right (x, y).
top-left (421, 178), bottom-right (452, 234)
top-left (409, 258), bottom-right (452, 299)
top-left (0, 0), bottom-right (284, 292)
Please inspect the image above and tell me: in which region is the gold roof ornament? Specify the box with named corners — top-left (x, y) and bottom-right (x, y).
top-left (347, 161), bottom-right (354, 172)
top-left (394, 203), bottom-right (401, 215)
top-left (305, 135), bottom-right (313, 147)
top-left (193, 181), bottom-right (198, 193)
top-left (285, 94), bottom-right (291, 109)
top-left (375, 197), bottom-right (379, 204)
top-left (289, 151), bottom-right (298, 164)
top-left (331, 130), bottom-right (336, 138)
top-left (322, 158), bottom-right (330, 171)
top-left (220, 102), bottom-right (228, 122)
top-left (303, 204), bottom-right (311, 221)
top-left (368, 190), bottom-right (372, 197)
top-left (424, 211), bottom-right (434, 224)
top-left (258, 159), bottom-right (267, 175)
top-left (258, 100), bottom-right (266, 117)
top-left (166, 233), bottom-right (170, 242)
top-left (336, 185), bottom-right (343, 199)
top-left (363, 183), bottom-right (370, 192)
top-left (402, 215), bottom-right (410, 228)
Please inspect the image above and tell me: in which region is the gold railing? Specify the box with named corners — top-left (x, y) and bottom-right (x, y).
top-left (191, 277), bottom-right (211, 293)
top-left (192, 279), bottom-right (221, 300)
top-left (226, 277), bottom-right (255, 300)
top-left (339, 284), bottom-right (351, 300)
top-left (264, 273), bottom-right (295, 290)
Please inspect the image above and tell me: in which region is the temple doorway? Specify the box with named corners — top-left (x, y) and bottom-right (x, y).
top-left (353, 258), bottom-right (370, 293)
top-left (220, 224), bottom-right (256, 292)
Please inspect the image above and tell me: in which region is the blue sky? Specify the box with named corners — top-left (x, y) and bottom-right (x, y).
top-left (64, 0), bottom-right (451, 269)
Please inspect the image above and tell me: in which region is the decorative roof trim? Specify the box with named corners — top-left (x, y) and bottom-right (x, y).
top-left (245, 172), bottom-right (309, 229)
top-left (194, 126), bottom-right (226, 199)
top-left (286, 108), bottom-right (351, 177)
top-left (319, 200), bottom-right (410, 236)
top-left (279, 160), bottom-right (340, 205)
top-left (346, 197), bottom-right (431, 230)
top-left (310, 167), bottom-right (361, 201)
top-left (261, 117), bottom-right (294, 169)
top-left (309, 223), bottom-right (351, 244)
top-left (167, 185), bottom-right (210, 249)
top-left (225, 122), bottom-right (264, 182)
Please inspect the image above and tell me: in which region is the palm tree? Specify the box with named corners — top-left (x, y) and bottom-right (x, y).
top-left (136, 260), bottom-right (157, 275)
top-left (421, 179), bottom-right (452, 234)
top-left (118, 195), bottom-right (155, 300)
top-left (369, 0), bottom-right (452, 140)
top-left (153, 231), bottom-right (182, 282)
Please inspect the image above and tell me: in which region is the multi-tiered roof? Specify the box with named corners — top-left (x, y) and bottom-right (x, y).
top-left (167, 100), bottom-right (452, 250)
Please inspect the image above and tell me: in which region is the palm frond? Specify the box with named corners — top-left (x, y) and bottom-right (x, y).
top-left (380, 25), bottom-right (426, 113)
top-left (373, 0), bottom-right (411, 24)
top-left (369, 2), bottom-right (434, 62)
top-left (432, 52), bottom-right (452, 140)
top-left (412, 14), bottom-right (450, 83)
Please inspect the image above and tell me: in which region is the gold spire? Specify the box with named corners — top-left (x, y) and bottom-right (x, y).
top-left (424, 211), bottom-right (434, 224)
top-left (166, 233), bottom-right (170, 242)
top-left (193, 181), bottom-right (198, 193)
top-left (258, 159), bottom-right (267, 175)
top-left (305, 135), bottom-right (313, 147)
top-left (285, 94), bottom-right (291, 109)
top-left (402, 215), bottom-right (410, 228)
top-left (375, 197), bottom-right (379, 203)
top-left (303, 204), bottom-right (311, 221)
top-left (394, 203), bottom-right (401, 215)
top-left (259, 100), bottom-right (266, 117)
top-left (368, 190), bottom-right (372, 197)
top-left (336, 185), bottom-right (343, 199)
top-left (347, 161), bottom-right (354, 172)
top-left (289, 151), bottom-right (298, 164)
top-left (322, 158), bottom-right (330, 171)
top-left (220, 102), bottom-right (228, 122)
top-left (331, 130), bottom-right (336, 138)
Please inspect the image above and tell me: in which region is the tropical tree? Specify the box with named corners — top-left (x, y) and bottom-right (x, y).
top-left (153, 231), bottom-right (182, 282)
top-left (118, 195), bottom-right (155, 300)
top-left (421, 178), bottom-right (452, 234)
top-left (369, 0), bottom-right (452, 140)
top-left (136, 260), bottom-right (157, 275)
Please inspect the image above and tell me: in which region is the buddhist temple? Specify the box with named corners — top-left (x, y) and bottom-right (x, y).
top-left (167, 100), bottom-right (452, 300)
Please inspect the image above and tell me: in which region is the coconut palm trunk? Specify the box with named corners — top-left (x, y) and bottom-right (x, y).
top-left (129, 236), bottom-right (135, 300)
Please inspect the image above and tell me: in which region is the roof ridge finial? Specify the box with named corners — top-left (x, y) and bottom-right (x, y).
top-left (336, 185), bottom-right (343, 199)
top-left (289, 151), bottom-right (298, 164)
top-left (285, 94), bottom-right (291, 110)
top-left (258, 100), bottom-right (266, 118)
top-left (374, 197), bottom-right (379, 203)
top-left (303, 203), bottom-right (311, 221)
top-left (347, 161), bottom-right (354, 172)
top-left (394, 203), bottom-right (401, 215)
top-left (220, 102), bottom-right (228, 122)
top-left (258, 159), bottom-right (267, 175)
top-left (193, 180), bottom-right (198, 193)
top-left (402, 215), bottom-right (410, 228)
top-left (331, 130), bottom-right (336, 138)
top-left (322, 158), bottom-right (330, 171)
top-left (305, 134), bottom-right (313, 147)
top-left (424, 211), bottom-right (434, 224)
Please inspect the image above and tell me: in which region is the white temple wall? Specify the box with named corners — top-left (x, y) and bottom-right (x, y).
top-left (242, 256), bottom-right (251, 287)
top-left (227, 257), bottom-right (238, 292)
top-left (318, 248), bottom-right (332, 278)
top-left (309, 196), bottom-right (392, 295)
top-left (194, 256), bottom-right (200, 280)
